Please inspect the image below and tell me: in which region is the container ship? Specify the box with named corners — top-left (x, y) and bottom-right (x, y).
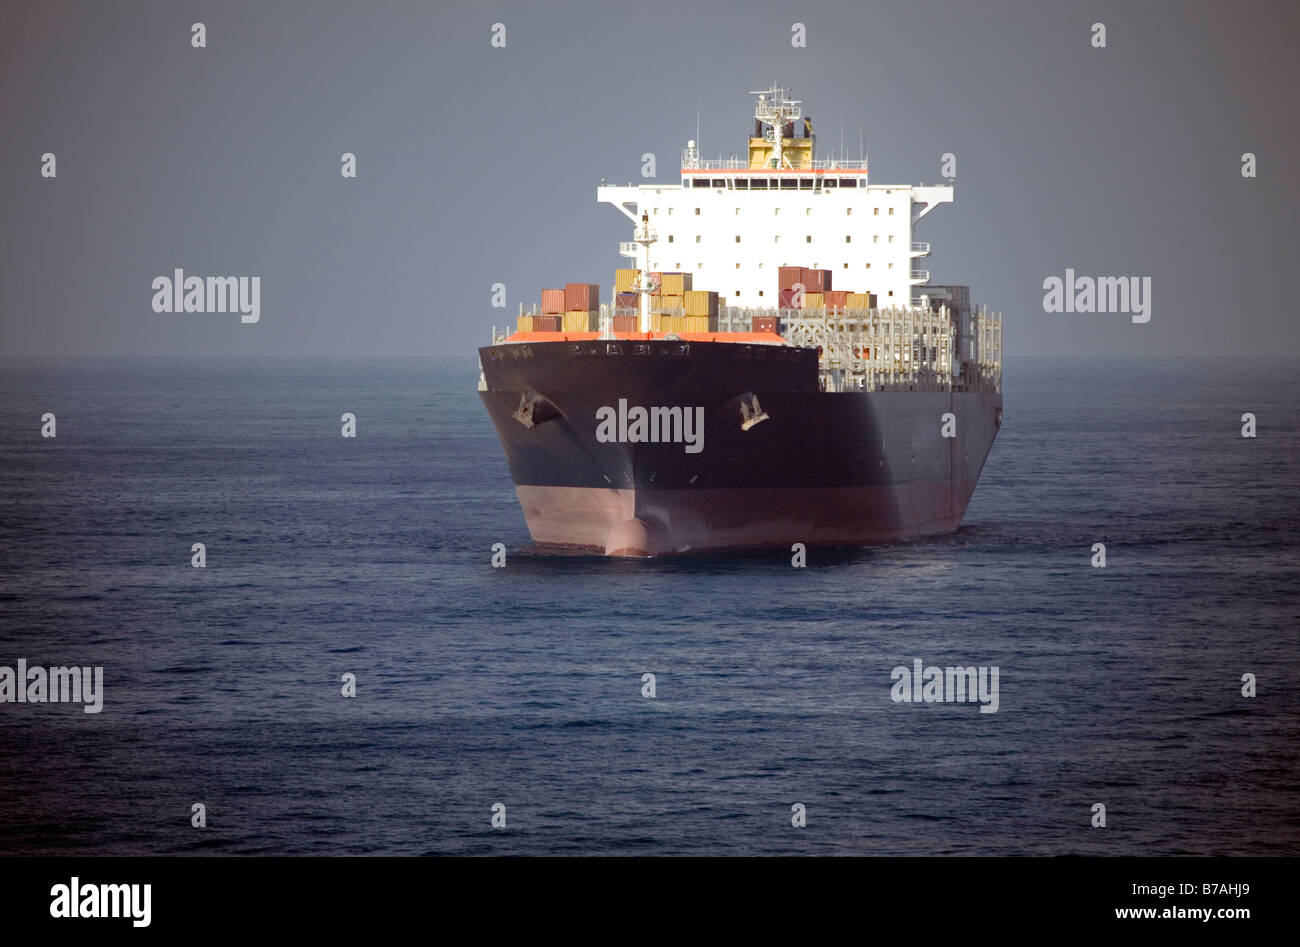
top-left (478, 85), bottom-right (1002, 557)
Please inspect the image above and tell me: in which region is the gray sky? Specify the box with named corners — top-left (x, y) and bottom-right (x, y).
top-left (2, 0), bottom-right (1296, 358)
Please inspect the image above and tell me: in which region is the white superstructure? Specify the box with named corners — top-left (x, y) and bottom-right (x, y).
top-left (597, 85), bottom-right (953, 308)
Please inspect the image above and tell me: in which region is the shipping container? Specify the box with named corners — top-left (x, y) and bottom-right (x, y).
top-left (661, 272), bottom-right (692, 296)
top-left (805, 292), bottom-right (825, 309)
top-left (753, 315), bottom-right (781, 334)
top-left (778, 266), bottom-right (803, 291)
top-left (827, 291), bottom-right (848, 309)
top-left (533, 314), bottom-right (561, 332)
top-left (612, 315), bottom-right (638, 333)
top-left (615, 268), bottom-right (640, 293)
top-left (657, 293), bottom-right (684, 312)
top-left (564, 283), bottom-right (600, 311)
top-left (652, 314), bottom-right (690, 333)
top-left (516, 314), bottom-right (533, 333)
top-left (801, 268), bottom-right (832, 292)
top-left (778, 289), bottom-right (800, 309)
top-left (541, 289), bottom-right (566, 314)
top-left (615, 292), bottom-right (638, 308)
top-left (684, 290), bottom-right (719, 318)
top-left (682, 314), bottom-right (717, 333)
top-left (563, 310), bottom-right (597, 332)
top-left (846, 292), bottom-right (872, 310)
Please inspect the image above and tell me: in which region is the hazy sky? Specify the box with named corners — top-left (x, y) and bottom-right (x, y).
top-left (2, 0), bottom-right (1296, 358)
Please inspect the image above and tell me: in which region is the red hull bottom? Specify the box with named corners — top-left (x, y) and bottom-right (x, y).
top-left (516, 481), bottom-right (979, 556)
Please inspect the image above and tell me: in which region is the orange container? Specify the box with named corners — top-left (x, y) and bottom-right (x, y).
top-left (541, 289), bottom-right (565, 314)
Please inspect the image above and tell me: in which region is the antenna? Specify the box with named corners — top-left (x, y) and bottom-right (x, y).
top-left (749, 84), bottom-right (801, 169)
top-left (840, 112), bottom-right (844, 166)
top-left (696, 95), bottom-right (700, 157)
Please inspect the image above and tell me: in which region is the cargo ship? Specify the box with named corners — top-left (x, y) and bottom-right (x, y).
top-left (478, 85), bottom-right (1002, 557)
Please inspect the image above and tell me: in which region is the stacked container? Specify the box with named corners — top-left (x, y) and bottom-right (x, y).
top-left (753, 315), bottom-right (781, 334)
top-left (541, 289), bottom-right (566, 314)
top-left (778, 266), bottom-right (803, 291)
top-left (846, 292), bottom-right (873, 309)
top-left (684, 290), bottom-right (719, 318)
top-left (564, 283), bottom-right (600, 310)
top-left (652, 314), bottom-right (690, 334)
top-left (827, 290), bottom-right (848, 310)
top-left (564, 283), bottom-right (599, 331)
top-left (612, 315), bottom-right (638, 333)
top-left (801, 268), bottom-right (832, 293)
top-left (614, 269), bottom-right (640, 293)
top-left (661, 272), bottom-right (692, 295)
top-left (683, 290), bottom-right (719, 332)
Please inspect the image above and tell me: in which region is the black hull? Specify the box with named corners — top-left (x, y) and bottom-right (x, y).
top-left (479, 339), bottom-right (1001, 555)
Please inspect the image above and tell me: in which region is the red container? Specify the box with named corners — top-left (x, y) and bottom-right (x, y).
top-left (827, 290), bottom-right (848, 309)
top-left (753, 315), bottom-right (781, 334)
top-left (778, 266), bottom-right (803, 291)
top-left (778, 289), bottom-right (800, 309)
top-left (615, 292), bottom-right (638, 308)
top-left (533, 314), bottom-right (561, 331)
top-left (801, 268), bottom-right (831, 293)
top-left (565, 282), bottom-right (599, 311)
top-left (540, 289), bottom-right (565, 314)
top-left (612, 315), bottom-right (638, 333)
